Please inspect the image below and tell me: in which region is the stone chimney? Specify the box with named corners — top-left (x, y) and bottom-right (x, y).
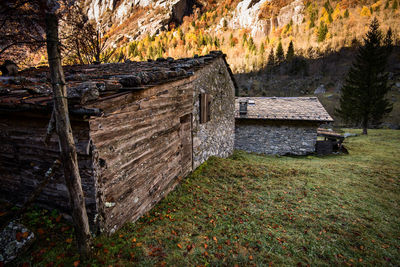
top-left (239, 99), bottom-right (248, 116)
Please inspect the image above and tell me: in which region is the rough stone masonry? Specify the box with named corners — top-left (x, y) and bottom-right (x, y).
top-left (235, 120), bottom-right (319, 155)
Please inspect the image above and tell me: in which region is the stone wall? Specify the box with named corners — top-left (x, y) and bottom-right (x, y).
top-left (192, 58), bottom-right (236, 168)
top-left (235, 119), bottom-right (319, 155)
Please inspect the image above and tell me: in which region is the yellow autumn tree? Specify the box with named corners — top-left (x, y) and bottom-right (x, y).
top-left (332, 4), bottom-right (342, 20)
top-left (361, 6), bottom-right (372, 17)
top-left (371, 0), bottom-right (382, 11)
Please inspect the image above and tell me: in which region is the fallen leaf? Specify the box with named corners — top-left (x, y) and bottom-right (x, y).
top-left (0, 212), bottom-right (7, 217)
top-left (55, 215), bottom-right (62, 222)
top-left (204, 243), bottom-right (208, 249)
top-left (66, 238), bottom-right (73, 244)
top-left (177, 243), bottom-right (182, 249)
top-left (37, 228), bottom-right (45, 235)
top-left (213, 236), bottom-right (218, 243)
top-left (22, 232), bottom-right (29, 239)
top-left (16, 232), bottom-right (22, 242)
top-left (131, 238), bottom-right (136, 243)
top-left (73, 261), bottom-right (80, 267)
top-left (249, 255), bottom-right (253, 260)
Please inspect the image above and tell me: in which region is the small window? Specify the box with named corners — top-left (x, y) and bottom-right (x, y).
top-left (199, 93), bottom-right (211, 123)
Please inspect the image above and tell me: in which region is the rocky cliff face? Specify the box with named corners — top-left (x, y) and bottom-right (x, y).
top-left (83, 0), bottom-right (306, 39)
top-left (229, 0), bottom-right (304, 37)
top-left (83, 0), bottom-right (191, 38)
top-left (85, 0), bottom-right (190, 24)
top-left (277, 0), bottom-right (305, 27)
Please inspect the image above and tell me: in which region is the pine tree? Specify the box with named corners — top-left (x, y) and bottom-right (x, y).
top-left (385, 0), bottom-right (390, 9)
top-left (268, 48), bottom-right (275, 66)
top-left (286, 41), bottom-right (295, 61)
top-left (259, 43), bottom-right (265, 56)
top-left (229, 33), bottom-right (235, 47)
top-left (336, 18), bottom-right (393, 135)
top-left (328, 12), bottom-right (333, 23)
top-left (344, 9), bottom-right (349, 18)
top-left (393, 0), bottom-right (398, 10)
top-left (317, 21), bottom-right (328, 42)
top-left (275, 41), bottom-right (285, 63)
top-left (242, 33), bottom-right (248, 47)
top-left (248, 36), bottom-right (256, 52)
top-left (384, 28), bottom-right (394, 56)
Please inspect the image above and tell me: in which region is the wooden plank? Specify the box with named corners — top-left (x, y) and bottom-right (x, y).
top-left (90, 79), bottom-right (196, 232)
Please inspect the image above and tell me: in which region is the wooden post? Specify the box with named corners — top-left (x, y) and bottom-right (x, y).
top-left (45, 12), bottom-right (91, 255)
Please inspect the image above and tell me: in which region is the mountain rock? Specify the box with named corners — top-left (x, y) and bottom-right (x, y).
top-left (277, 0), bottom-right (305, 27)
top-left (230, 0), bottom-right (271, 37)
top-left (84, 0), bottom-right (190, 35)
top-left (230, 0), bottom-right (305, 37)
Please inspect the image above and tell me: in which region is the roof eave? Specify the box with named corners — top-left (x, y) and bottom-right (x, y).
top-left (235, 116), bottom-right (334, 123)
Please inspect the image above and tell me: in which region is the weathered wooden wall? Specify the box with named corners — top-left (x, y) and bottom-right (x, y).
top-left (0, 113), bottom-right (98, 226)
top-left (89, 58), bottom-right (235, 233)
top-left (89, 77), bottom-right (195, 233)
top-left (0, 56), bottom-right (236, 234)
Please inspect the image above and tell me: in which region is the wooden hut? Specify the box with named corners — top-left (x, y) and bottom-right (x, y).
top-left (0, 51), bottom-right (236, 233)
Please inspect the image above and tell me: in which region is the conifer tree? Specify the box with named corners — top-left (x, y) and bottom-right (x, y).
top-left (275, 41), bottom-right (284, 63)
top-left (286, 41), bottom-right (295, 61)
top-left (229, 33), bottom-right (235, 47)
top-left (268, 48), bottom-right (275, 66)
top-left (260, 43), bottom-right (265, 54)
top-left (393, 0), bottom-right (398, 10)
top-left (384, 28), bottom-right (393, 56)
top-left (344, 9), bottom-right (349, 18)
top-left (242, 33), bottom-right (248, 47)
top-left (318, 21), bottom-right (328, 42)
top-left (336, 18), bottom-right (393, 135)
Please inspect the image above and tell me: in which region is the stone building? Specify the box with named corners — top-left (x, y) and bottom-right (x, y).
top-left (0, 51), bottom-right (236, 233)
top-left (235, 97), bottom-right (333, 155)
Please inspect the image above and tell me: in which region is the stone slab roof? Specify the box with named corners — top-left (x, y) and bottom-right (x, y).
top-left (235, 97), bottom-right (334, 122)
top-left (0, 51), bottom-right (235, 115)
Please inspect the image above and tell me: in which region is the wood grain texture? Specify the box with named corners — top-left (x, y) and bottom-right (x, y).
top-left (89, 77), bottom-right (194, 232)
top-left (0, 113), bottom-right (98, 227)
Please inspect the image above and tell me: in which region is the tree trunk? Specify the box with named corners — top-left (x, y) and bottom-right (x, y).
top-left (45, 12), bottom-right (91, 255)
top-left (362, 117), bottom-right (368, 135)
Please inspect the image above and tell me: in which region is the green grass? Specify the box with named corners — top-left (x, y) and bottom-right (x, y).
top-left (7, 129), bottom-right (400, 266)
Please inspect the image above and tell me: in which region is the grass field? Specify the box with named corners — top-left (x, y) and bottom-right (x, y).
top-left (7, 129), bottom-right (400, 266)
